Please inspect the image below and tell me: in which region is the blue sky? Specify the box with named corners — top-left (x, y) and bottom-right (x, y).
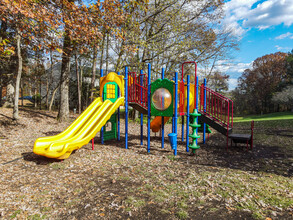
top-left (221, 0), bottom-right (293, 90)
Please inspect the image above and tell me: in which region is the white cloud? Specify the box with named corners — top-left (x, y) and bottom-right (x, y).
top-left (275, 45), bottom-right (291, 51)
top-left (242, 0), bottom-right (293, 29)
top-left (224, 0), bottom-right (293, 37)
top-left (215, 61), bottom-right (252, 74)
top-left (275, 32), bottom-right (293, 39)
top-left (228, 78), bottom-right (239, 90)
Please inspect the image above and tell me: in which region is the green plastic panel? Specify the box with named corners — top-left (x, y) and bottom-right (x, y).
top-left (103, 82), bottom-right (118, 103)
top-left (151, 79), bottom-right (174, 117)
top-left (101, 113), bottom-right (117, 141)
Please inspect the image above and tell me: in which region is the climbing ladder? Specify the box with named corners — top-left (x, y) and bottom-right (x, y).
top-left (188, 109), bottom-right (201, 154)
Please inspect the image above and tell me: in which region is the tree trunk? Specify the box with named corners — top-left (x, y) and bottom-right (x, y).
top-left (13, 30), bottom-right (22, 120)
top-left (49, 84), bottom-right (60, 111)
top-left (75, 52), bottom-right (81, 114)
top-left (21, 79), bottom-right (24, 107)
top-left (0, 20), bottom-right (7, 46)
top-left (46, 70), bottom-right (49, 109)
top-left (39, 77), bottom-right (42, 110)
top-left (115, 39), bottom-right (125, 72)
top-left (47, 50), bottom-right (54, 109)
top-left (57, 32), bottom-right (71, 121)
top-left (34, 79), bottom-right (37, 108)
top-left (0, 86), bottom-right (2, 106)
top-left (80, 66), bottom-right (83, 110)
top-left (3, 83), bottom-right (14, 108)
top-left (105, 33), bottom-right (109, 74)
top-left (90, 45), bottom-right (98, 102)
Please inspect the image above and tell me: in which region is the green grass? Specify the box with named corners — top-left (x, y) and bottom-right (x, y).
top-left (234, 111), bottom-right (293, 122)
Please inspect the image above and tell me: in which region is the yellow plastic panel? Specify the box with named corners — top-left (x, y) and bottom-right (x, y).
top-left (100, 72), bottom-right (124, 98)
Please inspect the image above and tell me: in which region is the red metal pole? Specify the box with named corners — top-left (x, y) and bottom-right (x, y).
top-left (231, 100), bottom-right (234, 127)
top-left (92, 138), bottom-right (94, 150)
top-left (251, 120), bottom-right (254, 150)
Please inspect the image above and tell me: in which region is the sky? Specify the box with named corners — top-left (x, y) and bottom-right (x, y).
top-left (220, 0), bottom-right (293, 90)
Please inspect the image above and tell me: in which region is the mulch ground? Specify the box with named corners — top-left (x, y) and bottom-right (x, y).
top-left (0, 107), bottom-right (292, 219)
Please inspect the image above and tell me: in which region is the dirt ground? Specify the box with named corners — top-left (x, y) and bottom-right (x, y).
top-left (0, 107), bottom-right (292, 219)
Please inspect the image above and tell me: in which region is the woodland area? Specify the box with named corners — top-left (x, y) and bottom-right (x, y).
top-left (0, 0), bottom-right (238, 121)
top-left (232, 50), bottom-right (293, 115)
top-left (0, 0), bottom-right (292, 120)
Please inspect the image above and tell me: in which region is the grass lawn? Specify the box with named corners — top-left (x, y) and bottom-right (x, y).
top-left (234, 111), bottom-right (293, 122)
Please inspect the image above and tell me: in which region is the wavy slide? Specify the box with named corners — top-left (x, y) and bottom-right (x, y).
top-left (33, 97), bottom-right (124, 159)
top-left (150, 116), bottom-right (170, 133)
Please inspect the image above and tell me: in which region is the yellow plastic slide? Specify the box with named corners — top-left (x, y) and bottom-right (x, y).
top-left (150, 116), bottom-right (170, 133)
top-left (33, 97), bottom-right (124, 159)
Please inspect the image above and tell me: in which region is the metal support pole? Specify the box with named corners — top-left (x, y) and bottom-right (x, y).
top-left (124, 66), bottom-right (128, 149)
top-left (203, 78), bottom-right (207, 144)
top-left (186, 75), bottom-right (190, 152)
top-left (101, 69), bottom-right (104, 144)
top-left (147, 64), bottom-right (151, 153)
top-left (117, 71), bottom-right (121, 141)
top-left (181, 116), bottom-right (184, 142)
top-left (140, 70), bottom-right (143, 146)
top-left (196, 76), bottom-right (199, 146)
top-left (174, 72), bottom-right (178, 156)
top-left (172, 116), bottom-right (175, 133)
top-left (161, 67), bottom-right (165, 149)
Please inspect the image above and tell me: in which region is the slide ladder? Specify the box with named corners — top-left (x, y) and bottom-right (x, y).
top-left (188, 109), bottom-right (201, 153)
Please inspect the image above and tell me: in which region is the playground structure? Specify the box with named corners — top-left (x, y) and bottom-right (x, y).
top-left (34, 61), bottom-right (243, 160)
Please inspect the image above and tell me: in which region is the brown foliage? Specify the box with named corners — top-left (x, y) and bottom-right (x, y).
top-left (236, 52), bottom-right (288, 114)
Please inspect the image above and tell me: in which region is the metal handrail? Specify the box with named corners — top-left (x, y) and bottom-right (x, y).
top-left (128, 72), bottom-right (148, 109)
top-left (199, 85), bottom-right (233, 128)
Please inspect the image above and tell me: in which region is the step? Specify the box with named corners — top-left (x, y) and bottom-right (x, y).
top-left (190, 112), bottom-right (201, 117)
top-left (129, 102), bottom-right (148, 114)
top-left (189, 144), bottom-right (200, 150)
top-left (189, 124), bottom-right (201, 128)
top-left (189, 134), bottom-right (201, 139)
top-left (228, 133), bottom-right (251, 143)
top-left (198, 112), bottom-right (232, 136)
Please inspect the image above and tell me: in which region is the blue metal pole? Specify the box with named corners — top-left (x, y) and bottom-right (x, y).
top-left (101, 69), bottom-right (104, 144)
top-left (196, 76), bottom-right (199, 146)
top-left (172, 76), bottom-right (175, 134)
top-left (140, 70), bottom-right (143, 146)
top-left (186, 75), bottom-right (190, 152)
top-left (147, 64), bottom-right (151, 153)
top-left (172, 116), bottom-right (175, 133)
top-left (203, 78), bottom-right (207, 144)
top-left (117, 71), bottom-right (121, 141)
top-left (124, 66), bottom-right (128, 149)
top-left (161, 67), bottom-right (165, 149)
top-left (174, 72), bottom-right (178, 156)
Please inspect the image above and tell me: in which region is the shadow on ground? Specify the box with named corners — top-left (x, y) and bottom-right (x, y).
top-left (101, 133), bottom-right (293, 177)
top-left (22, 152), bottom-right (65, 165)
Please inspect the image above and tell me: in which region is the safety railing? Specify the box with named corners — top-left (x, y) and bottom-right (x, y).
top-left (199, 85), bottom-right (233, 128)
top-left (128, 72), bottom-right (148, 109)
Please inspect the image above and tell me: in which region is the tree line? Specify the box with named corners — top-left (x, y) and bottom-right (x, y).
top-left (232, 50), bottom-right (293, 115)
top-left (0, 0), bottom-right (238, 121)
